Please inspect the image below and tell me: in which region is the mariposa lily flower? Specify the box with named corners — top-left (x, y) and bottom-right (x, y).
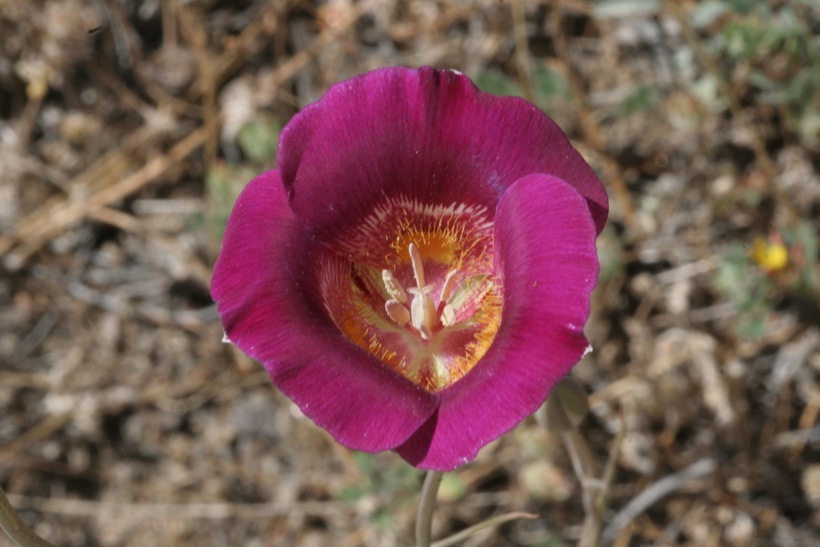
top-left (211, 67), bottom-right (608, 471)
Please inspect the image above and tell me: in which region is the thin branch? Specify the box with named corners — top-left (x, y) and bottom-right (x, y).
top-left (431, 512), bottom-right (537, 547)
top-left (602, 458), bottom-right (717, 544)
top-left (0, 485), bottom-right (55, 547)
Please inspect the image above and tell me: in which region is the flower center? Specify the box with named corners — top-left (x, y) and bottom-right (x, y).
top-left (377, 242), bottom-right (499, 390)
top-left (317, 198), bottom-right (502, 392)
top-left (382, 243), bottom-right (462, 339)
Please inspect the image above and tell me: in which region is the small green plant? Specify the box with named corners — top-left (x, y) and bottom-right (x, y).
top-left (236, 115), bottom-right (282, 165)
top-left (715, 224), bottom-right (819, 339)
top-left (339, 453), bottom-right (419, 504)
top-left (714, 243), bottom-right (773, 339)
top-left (612, 84), bottom-right (661, 118)
top-left (474, 68), bottom-right (523, 97)
top-left (700, 0), bottom-right (820, 145)
top-left (532, 63), bottom-right (570, 111)
top-left (474, 64), bottom-right (569, 114)
top-left (204, 163), bottom-right (257, 242)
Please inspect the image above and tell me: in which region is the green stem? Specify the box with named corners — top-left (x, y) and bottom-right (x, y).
top-left (0, 484), bottom-right (55, 547)
top-left (415, 470), bottom-right (444, 547)
top-left (562, 427), bottom-right (600, 483)
top-left (561, 429), bottom-right (601, 547)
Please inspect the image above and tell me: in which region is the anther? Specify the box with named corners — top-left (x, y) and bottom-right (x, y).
top-left (439, 270), bottom-right (459, 304)
top-left (408, 243), bottom-right (426, 289)
top-left (440, 304), bottom-right (457, 327)
top-left (385, 299), bottom-right (411, 325)
top-left (382, 270), bottom-right (408, 303)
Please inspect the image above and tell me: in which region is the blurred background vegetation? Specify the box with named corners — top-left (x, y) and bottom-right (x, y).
top-left (0, 0), bottom-right (818, 545)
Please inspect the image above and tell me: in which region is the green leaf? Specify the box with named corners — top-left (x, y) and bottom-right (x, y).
top-left (237, 115), bottom-right (281, 165)
top-left (473, 70), bottom-right (523, 97)
top-left (613, 84), bottom-right (660, 118)
top-left (533, 64), bottom-right (568, 102)
top-left (545, 377), bottom-right (590, 433)
top-left (205, 163), bottom-right (256, 239)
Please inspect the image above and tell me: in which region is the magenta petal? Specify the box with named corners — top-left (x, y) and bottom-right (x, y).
top-left (211, 172), bottom-right (438, 452)
top-left (279, 67), bottom-right (608, 243)
top-left (396, 174), bottom-right (599, 470)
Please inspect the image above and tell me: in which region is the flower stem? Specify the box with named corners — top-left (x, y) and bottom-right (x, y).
top-left (415, 470), bottom-right (444, 547)
top-left (560, 428), bottom-right (601, 547)
top-left (0, 484), bottom-right (55, 547)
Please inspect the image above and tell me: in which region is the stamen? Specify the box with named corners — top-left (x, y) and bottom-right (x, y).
top-left (408, 243), bottom-right (426, 289)
top-left (440, 304), bottom-right (457, 327)
top-left (439, 270), bottom-right (459, 304)
top-left (385, 299), bottom-right (410, 325)
top-left (382, 270), bottom-right (408, 303)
